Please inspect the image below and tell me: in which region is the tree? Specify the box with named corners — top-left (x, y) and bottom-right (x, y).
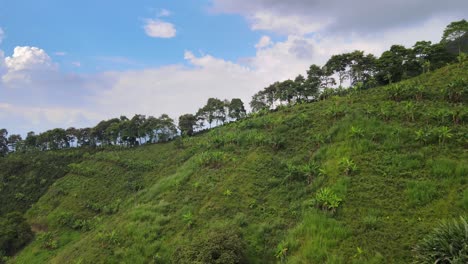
top-left (197, 98), bottom-right (226, 128)
top-left (305, 64), bottom-right (329, 98)
top-left (24, 131), bottom-right (37, 150)
top-left (145, 114), bottom-right (177, 142)
top-left (129, 115), bottom-right (146, 145)
top-left (179, 114), bottom-right (197, 136)
top-left (277, 79), bottom-right (296, 104)
top-left (442, 19), bottom-right (468, 54)
top-left (325, 54), bottom-right (349, 86)
top-left (250, 91), bottom-right (269, 112)
top-left (66, 127), bottom-right (79, 147)
top-left (7, 134), bottom-right (22, 152)
top-left (376, 45), bottom-right (410, 84)
top-left (228, 98), bottom-right (246, 120)
top-left (0, 129), bottom-right (9, 156)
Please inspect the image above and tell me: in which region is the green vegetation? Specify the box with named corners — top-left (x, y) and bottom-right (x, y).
top-left (0, 20), bottom-right (467, 263)
top-left (413, 217), bottom-right (468, 263)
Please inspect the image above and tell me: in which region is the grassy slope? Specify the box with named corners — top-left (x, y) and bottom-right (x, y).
top-left (0, 149), bottom-right (91, 216)
top-left (10, 63), bottom-right (468, 264)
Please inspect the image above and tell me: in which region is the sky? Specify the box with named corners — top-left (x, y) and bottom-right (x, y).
top-left (0, 0), bottom-right (467, 135)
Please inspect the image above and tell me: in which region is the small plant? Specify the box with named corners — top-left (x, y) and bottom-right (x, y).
top-left (339, 158), bottom-right (357, 175)
top-left (354, 247), bottom-right (365, 258)
top-left (350, 126), bottom-right (364, 139)
top-left (415, 84), bottom-right (425, 101)
top-left (415, 129), bottom-right (431, 145)
top-left (326, 103), bottom-right (346, 121)
top-left (413, 216), bottom-right (468, 264)
top-left (314, 187), bottom-right (342, 213)
top-left (275, 242), bottom-right (289, 263)
top-left (444, 78), bottom-right (468, 103)
top-left (300, 161), bottom-right (323, 185)
top-left (182, 212), bottom-right (193, 228)
top-left (457, 52), bottom-right (467, 66)
top-left (436, 126), bottom-right (453, 145)
top-left (404, 101), bottom-right (416, 122)
top-left (223, 189), bottom-right (232, 196)
top-left (197, 151), bottom-right (227, 169)
top-left (386, 83), bottom-right (407, 101)
top-left (37, 232), bottom-right (58, 250)
top-left (363, 215), bottom-right (380, 230)
top-left (97, 230), bottom-right (120, 248)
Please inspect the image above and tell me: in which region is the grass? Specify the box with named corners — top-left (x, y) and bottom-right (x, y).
top-left (3, 62), bottom-right (468, 263)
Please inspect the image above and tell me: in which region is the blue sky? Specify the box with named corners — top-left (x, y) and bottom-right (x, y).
top-left (0, 0), bottom-right (467, 135)
top-left (0, 0), bottom-right (263, 71)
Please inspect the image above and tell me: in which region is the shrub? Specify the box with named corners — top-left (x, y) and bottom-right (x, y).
top-left (339, 158), bottom-right (358, 176)
top-left (415, 129), bottom-right (431, 145)
top-left (435, 126), bottom-right (453, 145)
top-left (97, 230), bottom-right (120, 249)
top-left (172, 228), bottom-right (247, 264)
top-left (37, 232), bottom-right (58, 250)
top-left (284, 162), bottom-right (322, 184)
top-left (275, 242), bottom-right (289, 263)
top-left (314, 188), bottom-right (342, 213)
top-left (413, 217), bottom-right (468, 264)
top-left (197, 151), bottom-right (228, 169)
top-left (386, 83), bottom-right (412, 102)
top-left (350, 126), bottom-right (364, 139)
top-left (0, 212), bottom-right (33, 256)
top-left (444, 78), bottom-right (468, 103)
top-left (182, 212), bottom-right (194, 228)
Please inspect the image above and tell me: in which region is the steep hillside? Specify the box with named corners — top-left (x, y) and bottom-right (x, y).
top-left (6, 63), bottom-right (468, 263)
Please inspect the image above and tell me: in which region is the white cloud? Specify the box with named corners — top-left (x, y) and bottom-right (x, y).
top-left (249, 11), bottom-right (328, 35)
top-left (72, 61), bottom-right (81, 67)
top-left (143, 19), bottom-right (176, 38)
top-left (54, 51), bottom-right (67, 56)
top-left (0, 103), bottom-right (103, 132)
top-left (211, 0), bottom-right (468, 36)
top-left (157, 9), bottom-right (171, 17)
top-left (255, 36), bottom-right (273, 49)
top-left (2, 46), bottom-right (57, 83)
top-left (0, 13), bottom-right (462, 135)
top-left (0, 27), bottom-right (4, 44)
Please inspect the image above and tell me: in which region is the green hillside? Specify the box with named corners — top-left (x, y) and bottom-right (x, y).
top-left (3, 62), bottom-right (468, 263)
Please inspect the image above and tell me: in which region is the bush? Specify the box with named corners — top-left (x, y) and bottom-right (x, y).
top-left (339, 158), bottom-right (358, 176)
top-left (37, 232), bottom-right (58, 250)
top-left (0, 212), bottom-right (33, 256)
top-left (413, 216), bottom-right (468, 263)
top-left (314, 188), bottom-right (342, 213)
top-left (444, 78), bottom-right (468, 103)
top-left (172, 228), bottom-right (247, 264)
top-left (197, 152), bottom-right (228, 169)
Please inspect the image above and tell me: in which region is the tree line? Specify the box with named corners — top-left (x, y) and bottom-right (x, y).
top-left (249, 20), bottom-right (468, 110)
top-left (1, 19), bottom-right (467, 156)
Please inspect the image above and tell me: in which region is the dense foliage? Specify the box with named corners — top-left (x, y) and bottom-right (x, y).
top-left (0, 213), bottom-right (33, 261)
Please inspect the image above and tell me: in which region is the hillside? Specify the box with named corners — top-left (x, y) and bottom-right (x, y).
top-left (3, 62), bottom-right (468, 263)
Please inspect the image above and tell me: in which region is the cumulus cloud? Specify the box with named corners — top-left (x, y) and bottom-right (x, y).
top-left (2, 46), bottom-right (57, 83)
top-left (143, 19), bottom-right (176, 38)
